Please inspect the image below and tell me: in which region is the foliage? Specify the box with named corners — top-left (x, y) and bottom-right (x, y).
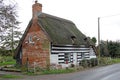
top-left (100, 40), bottom-right (109, 56)
top-left (99, 57), bottom-right (110, 65)
top-left (90, 58), bottom-right (98, 66)
top-left (91, 37), bottom-right (97, 44)
top-left (99, 40), bottom-right (120, 58)
top-left (79, 58), bottom-right (98, 68)
top-left (22, 67), bottom-right (75, 75)
top-left (110, 58), bottom-right (120, 64)
top-left (0, 56), bottom-right (15, 66)
top-left (107, 41), bottom-right (120, 58)
top-left (98, 57), bottom-right (120, 66)
top-left (21, 65), bottom-right (28, 72)
top-left (0, 0), bottom-right (22, 55)
top-left (79, 59), bottom-right (90, 68)
top-left (0, 0), bottom-right (19, 31)
top-left (0, 48), bottom-right (13, 56)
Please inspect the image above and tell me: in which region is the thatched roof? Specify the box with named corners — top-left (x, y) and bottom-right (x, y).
top-left (38, 13), bottom-right (87, 45)
top-left (14, 12), bottom-right (93, 58)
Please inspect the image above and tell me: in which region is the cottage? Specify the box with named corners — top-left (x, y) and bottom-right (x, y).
top-left (14, 1), bottom-right (97, 69)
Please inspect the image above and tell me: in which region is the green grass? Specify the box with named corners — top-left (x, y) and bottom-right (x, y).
top-left (0, 74), bottom-right (22, 79)
top-left (99, 57), bottom-right (120, 66)
top-left (0, 56), bottom-right (16, 66)
top-left (110, 58), bottom-right (120, 64)
top-left (23, 68), bottom-right (76, 75)
top-left (42, 68), bottom-right (75, 75)
top-left (1, 56), bottom-right (120, 76)
top-left (24, 57), bottom-right (120, 75)
top-left (0, 61), bottom-right (15, 66)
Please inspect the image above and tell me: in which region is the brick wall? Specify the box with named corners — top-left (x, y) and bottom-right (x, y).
top-left (22, 23), bottom-right (50, 68)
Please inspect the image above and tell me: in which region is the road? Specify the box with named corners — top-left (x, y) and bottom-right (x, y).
top-left (0, 63), bottom-right (120, 80)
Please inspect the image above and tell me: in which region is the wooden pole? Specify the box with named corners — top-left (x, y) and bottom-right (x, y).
top-left (98, 17), bottom-right (101, 63)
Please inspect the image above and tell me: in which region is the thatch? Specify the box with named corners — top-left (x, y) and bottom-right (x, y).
top-left (14, 12), bottom-right (91, 59)
top-left (38, 13), bottom-right (87, 45)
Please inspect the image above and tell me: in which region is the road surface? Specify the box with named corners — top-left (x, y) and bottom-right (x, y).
top-left (0, 63), bottom-right (120, 80)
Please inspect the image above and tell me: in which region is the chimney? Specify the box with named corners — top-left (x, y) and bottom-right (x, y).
top-left (32, 0), bottom-right (42, 18)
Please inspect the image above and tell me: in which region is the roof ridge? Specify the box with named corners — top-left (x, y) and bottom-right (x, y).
top-left (38, 12), bottom-right (74, 24)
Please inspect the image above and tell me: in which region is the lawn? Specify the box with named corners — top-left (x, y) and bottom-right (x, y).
top-left (99, 57), bottom-right (120, 66)
top-left (110, 58), bottom-right (120, 63)
top-left (0, 74), bottom-right (22, 79)
top-left (42, 68), bottom-right (75, 74)
top-left (0, 56), bottom-right (16, 66)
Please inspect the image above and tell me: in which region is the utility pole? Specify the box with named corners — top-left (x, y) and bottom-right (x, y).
top-left (98, 17), bottom-right (100, 58)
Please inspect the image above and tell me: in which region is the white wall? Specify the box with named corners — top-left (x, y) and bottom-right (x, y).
top-left (50, 45), bottom-right (97, 68)
top-left (50, 54), bottom-right (58, 64)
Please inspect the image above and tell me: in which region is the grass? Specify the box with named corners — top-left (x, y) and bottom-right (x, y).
top-left (41, 68), bottom-right (75, 75)
top-left (24, 57), bottom-right (120, 75)
top-left (110, 58), bottom-right (120, 64)
top-left (23, 68), bottom-right (76, 75)
top-left (1, 56), bottom-right (120, 76)
top-left (0, 61), bottom-right (15, 66)
top-left (0, 74), bottom-right (22, 79)
top-left (0, 56), bottom-right (16, 66)
top-left (98, 57), bottom-right (120, 66)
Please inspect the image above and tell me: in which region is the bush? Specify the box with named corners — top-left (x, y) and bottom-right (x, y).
top-left (90, 58), bottom-right (98, 67)
top-left (79, 59), bottom-right (90, 68)
top-left (98, 57), bottom-right (120, 65)
top-left (0, 49), bottom-right (13, 56)
top-left (79, 58), bottom-right (98, 68)
top-left (99, 57), bottom-right (110, 65)
top-left (71, 64), bottom-right (75, 67)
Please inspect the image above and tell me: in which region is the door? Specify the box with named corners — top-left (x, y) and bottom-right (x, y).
top-left (73, 53), bottom-right (77, 65)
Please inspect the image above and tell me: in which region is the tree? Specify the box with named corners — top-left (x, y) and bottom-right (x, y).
top-left (100, 40), bottom-right (109, 56)
top-left (0, 0), bottom-right (22, 56)
top-left (107, 41), bottom-right (120, 58)
top-left (91, 37), bottom-right (97, 45)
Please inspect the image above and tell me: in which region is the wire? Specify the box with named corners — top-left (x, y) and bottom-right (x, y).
top-left (100, 13), bottom-right (120, 18)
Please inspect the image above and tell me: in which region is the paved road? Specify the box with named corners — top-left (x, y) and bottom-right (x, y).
top-left (1, 63), bottom-right (120, 80)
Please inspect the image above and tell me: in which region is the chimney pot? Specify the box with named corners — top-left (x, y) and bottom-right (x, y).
top-left (35, 0), bottom-right (37, 3)
top-left (32, 1), bottom-right (42, 18)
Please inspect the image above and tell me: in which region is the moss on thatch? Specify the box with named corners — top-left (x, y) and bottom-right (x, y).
top-left (38, 13), bottom-right (87, 45)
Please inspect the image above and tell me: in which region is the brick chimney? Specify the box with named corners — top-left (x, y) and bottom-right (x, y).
top-left (32, 0), bottom-right (42, 19)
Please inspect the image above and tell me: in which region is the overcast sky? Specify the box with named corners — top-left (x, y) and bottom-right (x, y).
top-left (14, 0), bottom-right (120, 41)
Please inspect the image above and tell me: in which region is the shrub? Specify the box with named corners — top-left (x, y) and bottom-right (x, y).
top-left (99, 57), bottom-right (109, 65)
top-left (21, 65), bottom-right (28, 72)
top-left (0, 49), bottom-right (13, 56)
top-left (79, 58), bottom-right (98, 68)
top-left (71, 64), bottom-right (75, 67)
top-left (90, 58), bottom-right (98, 67)
top-left (79, 59), bottom-right (90, 68)
top-left (98, 57), bottom-right (120, 65)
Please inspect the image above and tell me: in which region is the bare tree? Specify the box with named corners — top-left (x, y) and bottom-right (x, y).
top-left (0, 0), bottom-right (22, 56)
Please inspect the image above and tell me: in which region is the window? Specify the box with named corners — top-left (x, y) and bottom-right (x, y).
top-left (71, 36), bottom-right (76, 44)
top-left (28, 35), bottom-right (35, 45)
top-left (29, 36), bottom-right (32, 43)
top-left (64, 53), bottom-right (71, 64)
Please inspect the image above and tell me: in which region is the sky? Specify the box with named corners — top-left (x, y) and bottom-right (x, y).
top-left (13, 0), bottom-right (120, 42)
